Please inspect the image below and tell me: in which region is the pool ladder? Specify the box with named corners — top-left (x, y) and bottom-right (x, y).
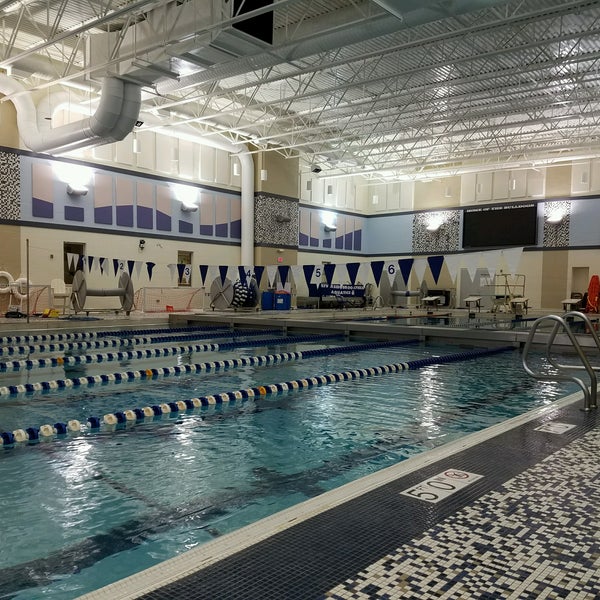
top-left (522, 311), bottom-right (600, 412)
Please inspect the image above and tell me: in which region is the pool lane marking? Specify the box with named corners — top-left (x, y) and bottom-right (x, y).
top-left (1, 345), bottom-right (514, 447)
top-left (0, 338), bottom-right (414, 395)
top-left (0, 333), bottom-right (345, 371)
top-left (0, 327), bottom-right (284, 357)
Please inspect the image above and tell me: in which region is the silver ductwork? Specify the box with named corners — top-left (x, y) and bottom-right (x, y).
top-left (0, 76), bottom-right (141, 154)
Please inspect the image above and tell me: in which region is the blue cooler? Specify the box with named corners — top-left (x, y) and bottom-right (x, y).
top-left (261, 291), bottom-right (275, 310)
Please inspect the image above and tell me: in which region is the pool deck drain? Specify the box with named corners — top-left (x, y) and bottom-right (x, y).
top-left (79, 390), bottom-right (600, 600)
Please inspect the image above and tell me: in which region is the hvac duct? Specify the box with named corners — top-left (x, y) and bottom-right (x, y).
top-left (0, 76), bottom-right (141, 154)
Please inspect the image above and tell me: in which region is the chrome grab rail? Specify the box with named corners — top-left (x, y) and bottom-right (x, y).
top-left (522, 311), bottom-right (599, 411)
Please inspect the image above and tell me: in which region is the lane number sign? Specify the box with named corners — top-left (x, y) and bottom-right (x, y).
top-left (401, 469), bottom-right (483, 504)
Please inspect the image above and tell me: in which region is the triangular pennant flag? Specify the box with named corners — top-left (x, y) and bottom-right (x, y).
top-left (167, 263), bottom-right (178, 281)
top-left (278, 265), bottom-right (290, 288)
top-left (266, 265), bottom-right (277, 287)
top-left (398, 258), bottom-right (414, 286)
top-left (198, 265), bottom-right (209, 286)
top-left (323, 263), bottom-right (336, 285)
top-left (218, 265), bottom-right (229, 285)
top-left (346, 262), bottom-right (360, 285)
top-left (87, 255), bottom-right (95, 272)
top-left (427, 256), bottom-right (444, 284)
top-left (146, 262), bottom-right (155, 281)
top-left (443, 254), bottom-right (461, 283)
top-left (127, 260), bottom-right (135, 276)
top-left (502, 247), bottom-right (523, 277)
top-left (67, 252), bottom-right (77, 271)
top-left (385, 261), bottom-right (397, 287)
top-left (77, 255), bottom-right (85, 272)
top-left (177, 263), bottom-right (187, 282)
top-left (370, 261), bottom-right (385, 286)
top-left (238, 266), bottom-right (248, 286)
top-left (290, 265), bottom-right (303, 287)
top-left (463, 253), bottom-right (479, 283)
top-left (99, 257), bottom-right (107, 276)
top-left (254, 265), bottom-right (264, 287)
top-left (134, 261), bottom-right (143, 279)
top-left (207, 265), bottom-right (219, 286)
top-left (303, 265), bottom-right (315, 288)
top-left (413, 258), bottom-right (427, 283)
top-left (113, 258), bottom-right (120, 276)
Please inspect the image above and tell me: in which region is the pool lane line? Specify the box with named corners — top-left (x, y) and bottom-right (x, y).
top-left (0, 325), bottom-right (232, 346)
top-left (0, 327), bottom-right (284, 357)
top-left (0, 338), bottom-right (417, 396)
top-left (0, 345), bottom-right (512, 446)
top-left (0, 333), bottom-right (345, 372)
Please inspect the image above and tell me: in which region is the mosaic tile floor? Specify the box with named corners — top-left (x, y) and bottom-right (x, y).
top-left (326, 427), bottom-right (600, 599)
top-left (84, 401), bottom-right (600, 600)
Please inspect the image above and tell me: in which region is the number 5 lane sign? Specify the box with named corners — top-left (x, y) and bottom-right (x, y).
top-left (401, 469), bottom-right (483, 504)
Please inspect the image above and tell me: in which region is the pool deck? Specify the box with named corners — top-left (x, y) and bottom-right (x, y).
top-left (2, 308), bottom-right (600, 599)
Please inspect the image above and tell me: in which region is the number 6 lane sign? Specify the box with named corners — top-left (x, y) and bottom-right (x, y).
top-left (401, 469), bottom-right (483, 504)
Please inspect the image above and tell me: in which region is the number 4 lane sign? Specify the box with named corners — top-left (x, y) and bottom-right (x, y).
top-left (401, 469), bottom-right (483, 504)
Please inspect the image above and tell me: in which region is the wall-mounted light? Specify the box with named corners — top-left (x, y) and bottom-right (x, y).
top-left (275, 214), bottom-right (291, 223)
top-left (425, 213), bottom-right (445, 232)
top-left (311, 164), bottom-right (322, 174)
top-left (139, 239), bottom-right (146, 250)
top-left (53, 161), bottom-right (92, 197)
top-left (546, 208), bottom-right (566, 224)
top-left (322, 211), bottom-right (337, 233)
top-left (324, 224), bottom-right (337, 232)
top-left (66, 184), bottom-right (88, 197)
top-left (172, 183), bottom-right (198, 212)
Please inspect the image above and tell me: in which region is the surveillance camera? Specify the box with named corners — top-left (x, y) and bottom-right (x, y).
top-left (311, 164), bottom-right (322, 174)
top-left (139, 239), bottom-right (146, 247)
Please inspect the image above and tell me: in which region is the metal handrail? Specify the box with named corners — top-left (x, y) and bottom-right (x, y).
top-left (522, 313), bottom-right (598, 411)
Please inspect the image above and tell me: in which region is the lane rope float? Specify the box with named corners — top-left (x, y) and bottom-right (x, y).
top-left (1, 346), bottom-right (514, 447)
top-left (0, 338), bottom-right (417, 396)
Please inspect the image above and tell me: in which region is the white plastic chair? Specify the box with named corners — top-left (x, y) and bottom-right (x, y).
top-left (51, 278), bottom-right (70, 314)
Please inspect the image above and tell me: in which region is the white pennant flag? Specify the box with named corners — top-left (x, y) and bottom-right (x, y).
top-left (413, 258), bottom-right (427, 284)
top-left (290, 265), bottom-right (304, 292)
top-left (385, 261), bottom-right (398, 287)
top-left (444, 254), bottom-right (462, 283)
top-left (166, 263), bottom-right (178, 282)
top-left (134, 261), bottom-right (143, 279)
top-left (463, 253), bottom-right (480, 283)
top-left (266, 265), bottom-right (278, 288)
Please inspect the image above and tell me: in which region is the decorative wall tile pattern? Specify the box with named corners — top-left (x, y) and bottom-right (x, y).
top-left (0, 151), bottom-right (20, 220)
top-left (543, 200), bottom-right (570, 247)
top-left (412, 210), bottom-right (460, 254)
top-left (255, 192), bottom-right (298, 246)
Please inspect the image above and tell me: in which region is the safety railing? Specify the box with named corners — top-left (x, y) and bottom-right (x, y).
top-left (522, 311), bottom-right (600, 411)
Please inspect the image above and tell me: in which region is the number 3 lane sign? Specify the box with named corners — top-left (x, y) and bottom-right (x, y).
top-left (401, 469), bottom-right (483, 504)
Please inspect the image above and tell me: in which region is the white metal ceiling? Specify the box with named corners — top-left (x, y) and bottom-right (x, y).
top-left (1, 0), bottom-right (599, 181)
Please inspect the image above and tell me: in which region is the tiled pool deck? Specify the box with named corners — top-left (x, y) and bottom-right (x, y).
top-left (2, 309), bottom-right (599, 599)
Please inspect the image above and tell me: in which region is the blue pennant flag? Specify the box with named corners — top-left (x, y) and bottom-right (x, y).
top-left (370, 261), bottom-right (384, 286)
top-left (427, 256), bottom-right (444, 284)
top-left (399, 258), bottom-right (414, 286)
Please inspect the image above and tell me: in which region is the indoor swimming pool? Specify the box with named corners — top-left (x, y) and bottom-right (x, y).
top-left (0, 325), bottom-right (580, 599)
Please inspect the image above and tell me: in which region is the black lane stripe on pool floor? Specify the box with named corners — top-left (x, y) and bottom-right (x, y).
top-left (137, 404), bottom-right (598, 600)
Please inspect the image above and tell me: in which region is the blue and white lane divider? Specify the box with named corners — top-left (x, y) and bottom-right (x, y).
top-left (0, 333), bottom-right (344, 372)
top-left (0, 325), bottom-right (230, 346)
top-left (0, 339), bottom-right (416, 396)
top-left (0, 346), bottom-right (513, 447)
top-left (0, 327), bottom-right (284, 357)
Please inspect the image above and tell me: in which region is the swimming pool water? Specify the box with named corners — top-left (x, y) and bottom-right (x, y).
top-left (0, 331), bottom-right (577, 599)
